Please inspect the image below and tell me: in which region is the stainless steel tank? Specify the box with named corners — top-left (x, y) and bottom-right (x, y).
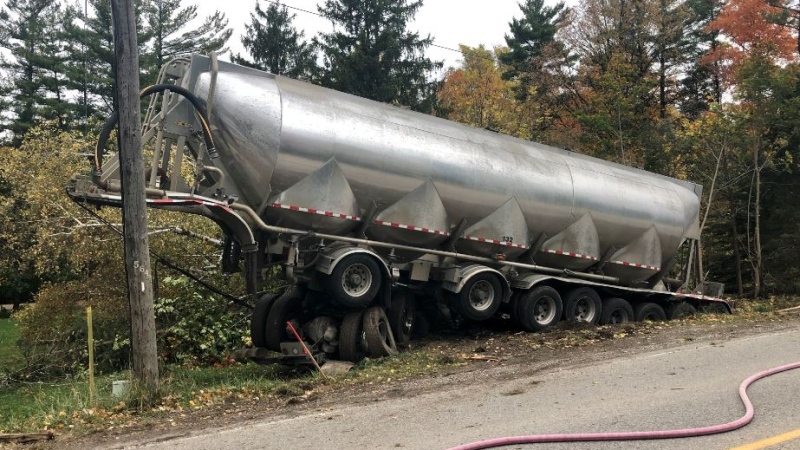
top-left (185, 57), bottom-right (701, 285)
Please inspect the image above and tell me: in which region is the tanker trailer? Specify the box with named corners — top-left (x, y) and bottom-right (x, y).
top-left (68, 54), bottom-right (730, 363)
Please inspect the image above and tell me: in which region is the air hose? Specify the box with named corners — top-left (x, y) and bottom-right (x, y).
top-left (448, 361), bottom-right (800, 450)
top-left (93, 84), bottom-right (217, 183)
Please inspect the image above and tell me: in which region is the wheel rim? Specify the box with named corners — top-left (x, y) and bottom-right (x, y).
top-left (609, 309), bottom-right (627, 324)
top-left (378, 320), bottom-right (390, 342)
top-left (574, 296), bottom-right (597, 322)
top-left (533, 296), bottom-right (557, 324)
top-left (341, 263), bottom-right (373, 297)
top-left (401, 307), bottom-right (414, 335)
top-left (468, 280), bottom-right (495, 312)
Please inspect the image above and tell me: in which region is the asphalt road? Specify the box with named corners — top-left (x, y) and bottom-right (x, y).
top-left (129, 327), bottom-right (800, 450)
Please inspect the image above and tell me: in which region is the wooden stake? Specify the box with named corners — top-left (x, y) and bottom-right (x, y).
top-left (87, 306), bottom-right (95, 406)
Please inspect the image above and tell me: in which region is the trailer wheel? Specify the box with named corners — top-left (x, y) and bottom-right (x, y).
top-left (388, 291), bottom-right (416, 348)
top-left (326, 254), bottom-right (382, 308)
top-left (634, 302), bottom-right (666, 322)
top-left (667, 301), bottom-right (697, 320)
top-left (339, 311), bottom-right (367, 363)
top-left (518, 286), bottom-right (563, 332)
top-left (363, 306), bottom-right (398, 358)
top-left (563, 287), bottom-right (602, 324)
top-left (411, 312), bottom-right (430, 339)
top-left (264, 286), bottom-right (305, 352)
top-left (600, 297), bottom-right (634, 325)
top-left (249, 293), bottom-right (276, 349)
top-left (700, 302), bottom-right (729, 314)
top-left (453, 273), bottom-right (503, 321)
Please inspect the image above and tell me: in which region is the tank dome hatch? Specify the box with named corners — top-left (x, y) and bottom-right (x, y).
top-left (537, 213), bottom-right (601, 271)
top-left (603, 226), bottom-right (663, 283)
top-left (456, 198), bottom-right (530, 259)
top-left (367, 179), bottom-right (450, 248)
top-left (265, 159), bottom-right (361, 234)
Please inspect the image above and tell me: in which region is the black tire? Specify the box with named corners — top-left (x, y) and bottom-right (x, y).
top-left (452, 273), bottom-right (503, 321)
top-left (600, 297), bottom-right (634, 325)
top-left (563, 287), bottom-right (602, 324)
top-left (363, 306), bottom-right (398, 358)
top-left (700, 302), bottom-right (729, 315)
top-left (264, 286), bottom-right (305, 352)
top-left (518, 286), bottom-right (563, 332)
top-left (339, 311), bottom-right (366, 363)
top-left (634, 302), bottom-right (667, 322)
top-left (411, 312), bottom-right (430, 339)
top-left (388, 291), bottom-right (416, 348)
top-left (667, 301), bottom-right (697, 320)
top-left (325, 254), bottom-right (383, 308)
top-left (249, 293), bottom-right (276, 349)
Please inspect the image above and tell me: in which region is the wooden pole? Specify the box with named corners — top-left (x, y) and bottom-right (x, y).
top-left (110, 0), bottom-right (159, 392)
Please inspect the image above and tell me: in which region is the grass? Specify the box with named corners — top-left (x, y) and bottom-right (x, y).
top-left (0, 295), bottom-right (796, 435)
top-left (0, 347), bottom-right (463, 434)
top-left (0, 316), bottom-right (23, 373)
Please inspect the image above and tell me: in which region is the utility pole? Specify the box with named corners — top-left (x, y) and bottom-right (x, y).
top-left (110, 0), bottom-right (159, 392)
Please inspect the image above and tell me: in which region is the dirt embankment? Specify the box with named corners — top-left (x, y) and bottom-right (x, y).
top-left (23, 310), bottom-right (800, 450)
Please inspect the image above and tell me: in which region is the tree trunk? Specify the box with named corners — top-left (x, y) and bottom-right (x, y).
top-left (753, 144), bottom-right (762, 297)
top-left (722, 148), bottom-right (744, 296)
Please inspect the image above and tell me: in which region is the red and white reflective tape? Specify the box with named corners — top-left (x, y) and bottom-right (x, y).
top-left (270, 202), bottom-right (361, 221)
top-left (609, 260), bottom-right (660, 271)
top-left (540, 248), bottom-right (599, 261)
top-left (373, 220), bottom-right (450, 236)
top-left (463, 235), bottom-right (529, 249)
top-left (150, 198), bottom-right (233, 213)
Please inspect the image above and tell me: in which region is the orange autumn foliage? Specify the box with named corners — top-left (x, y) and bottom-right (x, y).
top-left (705, 0), bottom-right (796, 85)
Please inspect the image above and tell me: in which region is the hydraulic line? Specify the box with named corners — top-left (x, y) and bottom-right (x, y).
top-left (93, 83), bottom-right (217, 183)
top-left (447, 361), bottom-right (800, 450)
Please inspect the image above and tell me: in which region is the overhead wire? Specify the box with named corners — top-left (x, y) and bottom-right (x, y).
top-left (259, 0), bottom-right (497, 63)
top-left (71, 200), bottom-right (254, 310)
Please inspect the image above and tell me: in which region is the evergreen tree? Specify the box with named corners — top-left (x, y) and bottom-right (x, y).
top-left (142, 0), bottom-right (232, 83)
top-left (62, 0), bottom-right (121, 119)
top-left (500, 0), bottom-right (570, 99)
top-left (678, 0), bottom-right (725, 118)
top-left (232, 0), bottom-right (316, 79)
top-left (0, 0), bottom-right (76, 143)
top-left (315, 0), bottom-right (442, 111)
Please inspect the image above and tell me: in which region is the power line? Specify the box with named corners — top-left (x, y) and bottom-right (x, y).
top-left (260, 0), bottom-right (493, 62)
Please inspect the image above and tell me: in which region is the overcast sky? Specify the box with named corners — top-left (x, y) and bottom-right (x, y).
top-left (196, 0), bottom-right (536, 73)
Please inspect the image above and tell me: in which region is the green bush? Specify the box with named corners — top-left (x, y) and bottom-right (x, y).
top-left (155, 276), bottom-right (250, 366)
top-left (0, 307), bottom-right (11, 319)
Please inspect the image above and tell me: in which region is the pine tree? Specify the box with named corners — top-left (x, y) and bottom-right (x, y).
top-left (678, 0), bottom-right (725, 118)
top-left (316, 0), bottom-right (442, 111)
top-left (0, 0), bottom-right (76, 143)
top-left (500, 0), bottom-right (569, 99)
top-left (142, 0), bottom-right (232, 83)
top-left (232, 1), bottom-right (316, 79)
top-left (62, 0), bottom-right (119, 119)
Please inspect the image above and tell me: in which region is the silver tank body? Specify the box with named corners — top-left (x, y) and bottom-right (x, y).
top-left (187, 57), bottom-right (701, 284)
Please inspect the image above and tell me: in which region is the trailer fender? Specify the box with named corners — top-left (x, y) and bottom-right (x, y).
top-left (511, 273), bottom-right (557, 291)
top-left (316, 247), bottom-right (393, 306)
top-left (316, 247), bottom-right (388, 276)
top-left (442, 265), bottom-right (511, 303)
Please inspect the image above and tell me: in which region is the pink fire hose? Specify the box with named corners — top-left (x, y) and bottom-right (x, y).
top-left (448, 361), bottom-right (800, 450)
